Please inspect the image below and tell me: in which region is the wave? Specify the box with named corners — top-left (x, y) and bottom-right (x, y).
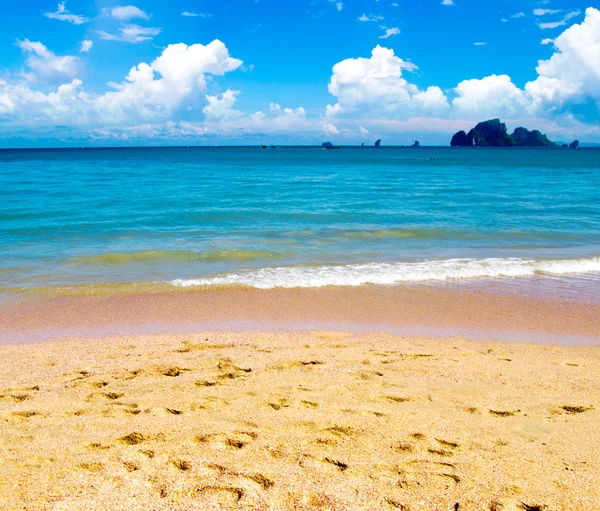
top-left (170, 256), bottom-right (600, 289)
top-left (70, 249), bottom-right (289, 265)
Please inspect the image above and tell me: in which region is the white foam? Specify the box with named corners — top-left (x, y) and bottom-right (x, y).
top-left (170, 256), bottom-right (600, 289)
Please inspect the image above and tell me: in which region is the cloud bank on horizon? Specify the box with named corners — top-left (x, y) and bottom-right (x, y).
top-left (0, 1), bottom-right (599, 145)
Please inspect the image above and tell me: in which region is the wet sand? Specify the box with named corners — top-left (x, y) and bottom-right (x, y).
top-left (0, 330), bottom-right (599, 510)
top-left (1, 285), bottom-right (600, 344)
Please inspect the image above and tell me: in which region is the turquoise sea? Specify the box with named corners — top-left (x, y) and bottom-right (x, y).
top-left (1, 147), bottom-right (599, 298)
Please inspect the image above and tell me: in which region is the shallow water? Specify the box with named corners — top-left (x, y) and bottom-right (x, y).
top-left (1, 146), bottom-right (599, 296)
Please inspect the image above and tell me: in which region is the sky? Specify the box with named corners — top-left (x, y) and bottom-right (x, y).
top-left (0, 0), bottom-right (599, 146)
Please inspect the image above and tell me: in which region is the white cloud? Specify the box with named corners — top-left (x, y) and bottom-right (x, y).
top-left (379, 27), bottom-right (400, 39)
top-left (0, 40), bottom-right (242, 129)
top-left (538, 10), bottom-right (581, 29)
top-left (322, 123), bottom-right (340, 135)
top-left (110, 6), bottom-right (150, 21)
top-left (474, 42), bottom-right (487, 46)
top-left (358, 14), bottom-right (384, 22)
top-left (359, 126), bottom-right (369, 135)
top-left (534, 9), bottom-right (562, 16)
top-left (527, 7), bottom-right (600, 111)
top-left (44, 2), bottom-right (90, 25)
top-left (541, 38), bottom-right (554, 45)
top-left (441, 0), bottom-right (454, 5)
top-left (326, 8), bottom-right (600, 126)
top-left (17, 40), bottom-right (79, 81)
top-left (80, 40), bottom-right (93, 53)
top-left (97, 24), bottom-right (161, 43)
top-left (203, 89), bottom-right (242, 120)
top-left (326, 46), bottom-right (449, 119)
top-left (452, 75), bottom-right (529, 118)
top-left (511, 12), bottom-right (526, 19)
top-left (327, 0), bottom-right (343, 11)
top-left (182, 12), bottom-right (198, 17)
top-left (3, 9), bottom-right (600, 143)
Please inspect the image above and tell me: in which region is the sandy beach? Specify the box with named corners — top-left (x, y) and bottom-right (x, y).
top-left (1, 329), bottom-right (598, 510)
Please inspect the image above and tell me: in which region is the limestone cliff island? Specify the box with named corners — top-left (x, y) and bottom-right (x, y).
top-left (450, 119), bottom-right (556, 147)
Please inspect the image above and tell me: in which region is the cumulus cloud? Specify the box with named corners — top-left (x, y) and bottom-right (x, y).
top-left (17, 40), bottom-right (79, 81)
top-left (1, 40), bottom-right (243, 128)
top-left (322, 123), bottom-right (340, 135)
top-left (441, 0), bottom-right (454, 5)
top-left (3, 8), bottom-right (600, 143)
top-left (80, 40), bottom-right (93, 53)
top-left (44, 2), bottom-right (90, 24)
top-left (325, 45), bottom-right (449, 119)
top-left (97, 24), bottom-right (161, 43)
top-left (325, 8), bottom-right (600, 126)
top-left (452, 75), bottom-right (529, 118)
top-left (110, 6), bottom-right (150, 21)
top-left (527, 7), bottom-right (600, 111)
top-left (203, 89), bottom-right (242, 120)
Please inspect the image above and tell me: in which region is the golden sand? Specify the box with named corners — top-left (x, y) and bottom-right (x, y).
top-left (1, 331), bottom-right (598, 510)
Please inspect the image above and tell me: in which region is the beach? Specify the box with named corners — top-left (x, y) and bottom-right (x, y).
top-left (1, 328), bottom-right (599, 510)
top-left (1, 147), bottom-right (599, 509)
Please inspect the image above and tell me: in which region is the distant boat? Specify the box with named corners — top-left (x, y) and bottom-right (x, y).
top-left (261, 145), bottom-right (268, 149)
top-left (326, 145), bottom-right (341, 149)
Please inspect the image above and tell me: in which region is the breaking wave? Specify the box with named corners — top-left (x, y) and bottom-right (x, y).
top-left (170, 256), bottom-right (600, 289)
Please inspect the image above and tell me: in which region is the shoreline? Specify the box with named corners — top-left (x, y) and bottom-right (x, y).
top-left (2, 284), bottom-right (599, 345)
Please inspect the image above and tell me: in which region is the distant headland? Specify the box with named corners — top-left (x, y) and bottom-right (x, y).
top-left (450, 118), bottom-right (578, 148)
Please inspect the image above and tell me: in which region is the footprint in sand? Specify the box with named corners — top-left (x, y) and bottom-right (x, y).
top-left (489, 409), bottom-right (520, 417)
top-left (216, 359), bottom-right (252, 380)
top-left (436, 438), bottom-right (460, 449)
top-left (79, 461), bottom-right (104, 472)
top-left (171, 459), bottom-right (192, 471)
top-left (320, 426), bottom-right (358, 437)
top-left (119, 432), bottom-right (146, 445)
top-left (195, 486), bottom-right (245, 505)
top-left (301, 455), bottom-right (349, 473)
top-left (11, 411), bottom-right (37, 418)
top-left (144, 407), bottom-right (182, 416)
top-left (121, 460), bottom-right (140, 472)
top-left (560, 405), bottom-right (593, 414)
top-left (243, 473), bottom-right (274, 490)
top-left (392, 442), bottom-right (414, 453)
top-left (196, 431), bottom-right (257, 450)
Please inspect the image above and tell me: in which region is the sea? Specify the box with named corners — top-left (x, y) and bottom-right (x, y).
top-left (1, 146), bottom-right (599, 301)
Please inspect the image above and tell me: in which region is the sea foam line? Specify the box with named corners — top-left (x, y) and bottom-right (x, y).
top-left (170, 256), bottom-right (600, 289)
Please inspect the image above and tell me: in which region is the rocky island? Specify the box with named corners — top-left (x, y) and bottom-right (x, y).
top-left (450, 119), bottom-right (556, 147)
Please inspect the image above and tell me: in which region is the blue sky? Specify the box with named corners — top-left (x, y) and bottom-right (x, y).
top-left (0, 0), bottom-right (599, 146)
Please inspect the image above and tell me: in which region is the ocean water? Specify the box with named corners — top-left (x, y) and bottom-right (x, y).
top-left (1, 146), bottom-right (599, 298)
